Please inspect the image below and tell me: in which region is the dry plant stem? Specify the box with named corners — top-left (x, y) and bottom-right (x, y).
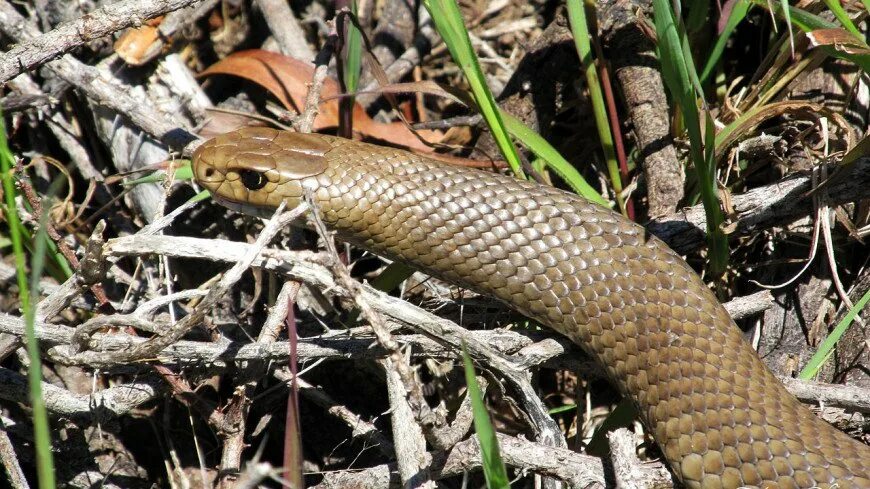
top-left (278, 373), bottom-right (395, 457)
top-left (158, 53), bottom-right (214, 120)
top-left (589, 18), bottom-right (634, 219)
top-left (152, 364), bottom-right (226, 428)
top-left (0, 366), bottom-right (161, 422)
top-left (255, 0), bottom-right (315, 61)
top-left (138, 197), bottom-right (203, 236)
top-left (218, 280), bottom-right (301, 489)
top-left (104, 235), bottom-right (771, 321)
top-left (158, 0), bottom-right (221, 42)
top-left (0, 300), bottom-right (864, 414)
top-left (0, 1), bottom-right (198, 153)
top-left (384, 356), bottom-right (435, 487)
top-left (0, 0), bottom-right (202, 84)
top-left (780, 376), bottom-right (870, 412)
top-left (16, 171), bottom-right (78, 266)
top-left (1, 202), bottom-right (109, 364)
top-left (426, 376), bottom-right (486, 451)
top-left (3, 223), bottom-right (108, 358)
top-left (50, 202), bottom-right (306, 366)
top-left (307, 194), bottom-right (433, 422)
top-left (315, 432), bottom-right (610, 489)
top-left (105, 235), bottom-right (768, 318)
top-left (233, 462), bottom-right (276, 489)
top-left (0, 308), bottom-right (771, 379)
top-left (7, 74), bottom-right (100, 181)
top-left (607, 428), bottom-right (674, 488)
top-left (648, 156), bottom-right (870, 254)
top-left (17, 176), bottom-right (112, 308)
top-left (294, 38), bottom-right (336, 133)
top-left (719, 290), bottom-right (774, 321)
top-left (815, 163), bottom-right (863, 327)
top-left (357, 7), bottom-right (439, 109)
top-left (355, 0), bottom-right (428, 108)
top-left (0, 416), bottom-right (28, 489)
top-left (305, 192), bottom-right (438, 484)
top-left (70, 315), bottom-right (162, 353)
top-left (411, 114), bottom-right (483, 130)
top-left (599, 0), bottom-right (684, 217)
top-left (215, 387), bottom-right (250, 489)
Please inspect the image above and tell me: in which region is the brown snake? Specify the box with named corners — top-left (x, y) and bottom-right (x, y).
top-left (193, 127), bottom-right (870, 488)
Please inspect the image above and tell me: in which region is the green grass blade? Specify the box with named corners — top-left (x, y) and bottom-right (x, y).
top-left (584, 398), bottom-right (637, 456)
top-left (11, 220), bottom-right (73, 280)
top-left (779, 0), bottom-right (795, 54)
top-left (566, 0), bottom-right (625, 215)
top-left (761, 1), bottom-right (837, 30)
top-left (501, 111), bottom-right (608, 206)
top-left (344, 1), bottom-right (363, 95)
top-left (702, 111), bottom-right (728, 273)
top-left (336, 3), bottom-right (363, 137)
top-left (190, 189), bottom-right (211, 203)
top-left (423, 0), bottom-right (525, 178)
top-left (0, 115), bottom-right (56, 488)
top-left (821, 0), bottom-right (862, 38)
top-left (123, 161), bottom-right (193, 186)
top-left (461, 343), bottom-right (510, 488)
top-left (653, 0), bottom-right (728, 275)
top-left (368, 261), bottom-right (414, 293)
top-left (799, 287), bottom-right (870, 380)
top-left (684, 0), bottom-right (710, 33)
top-left (42, 230), bottom-right (73, 279)
top-left (701, 0), bottom-right (751, 83)
top-left (548, 403), bottom-right (577, 415)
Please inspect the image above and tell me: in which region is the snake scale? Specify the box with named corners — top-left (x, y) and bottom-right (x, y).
top-left (192, 127), bottom-right (870, 488)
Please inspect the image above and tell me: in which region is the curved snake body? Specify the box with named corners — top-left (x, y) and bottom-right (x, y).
top-left (193, 127), bottom-right (870, 488)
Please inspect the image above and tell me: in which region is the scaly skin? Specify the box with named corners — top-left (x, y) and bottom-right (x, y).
top-left (193, 127), bottom-right (870, 488)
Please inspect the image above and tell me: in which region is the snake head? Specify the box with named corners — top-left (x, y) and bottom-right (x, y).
top-left (192, 127), bottom-right (331, 217)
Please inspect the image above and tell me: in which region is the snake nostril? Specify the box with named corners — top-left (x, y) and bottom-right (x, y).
top-left (204, 168), bottom-right (215, 178)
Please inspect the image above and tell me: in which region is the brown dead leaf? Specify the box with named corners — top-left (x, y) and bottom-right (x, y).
top-left (197, 111), bottom-right (270, 139)
top-left (198, 49), bottom-right (441, 150)
top-left (807, 28), bottom-right (870, 55)
top-left (114, 17), bottom-right (164, 66)
top-left (352, 80), bottom-right (472, 107)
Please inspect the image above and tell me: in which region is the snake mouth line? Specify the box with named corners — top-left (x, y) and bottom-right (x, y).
top-left (210, 194), bottom-right (277, 219)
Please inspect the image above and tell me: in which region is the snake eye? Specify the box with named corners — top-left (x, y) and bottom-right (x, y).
top-left (239, 169), bottom-right (267, 190)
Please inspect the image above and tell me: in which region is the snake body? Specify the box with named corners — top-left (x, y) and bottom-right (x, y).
top-left (193, 127), bottom-right (870, 488)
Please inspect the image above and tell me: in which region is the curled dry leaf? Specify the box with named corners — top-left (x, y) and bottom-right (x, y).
top-left (198, 49), bottom-right (442, 150)
top-left (807, 28), bottom-right (870, 56)
top-left (114, 17), bottom-right (165, 66)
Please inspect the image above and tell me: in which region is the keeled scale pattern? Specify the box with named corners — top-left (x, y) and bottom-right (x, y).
top-left (194, 129), bottom-right (870, 488)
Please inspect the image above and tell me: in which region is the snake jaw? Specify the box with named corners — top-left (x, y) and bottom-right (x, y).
top-left (208, 193), bottom-right (277, 219)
